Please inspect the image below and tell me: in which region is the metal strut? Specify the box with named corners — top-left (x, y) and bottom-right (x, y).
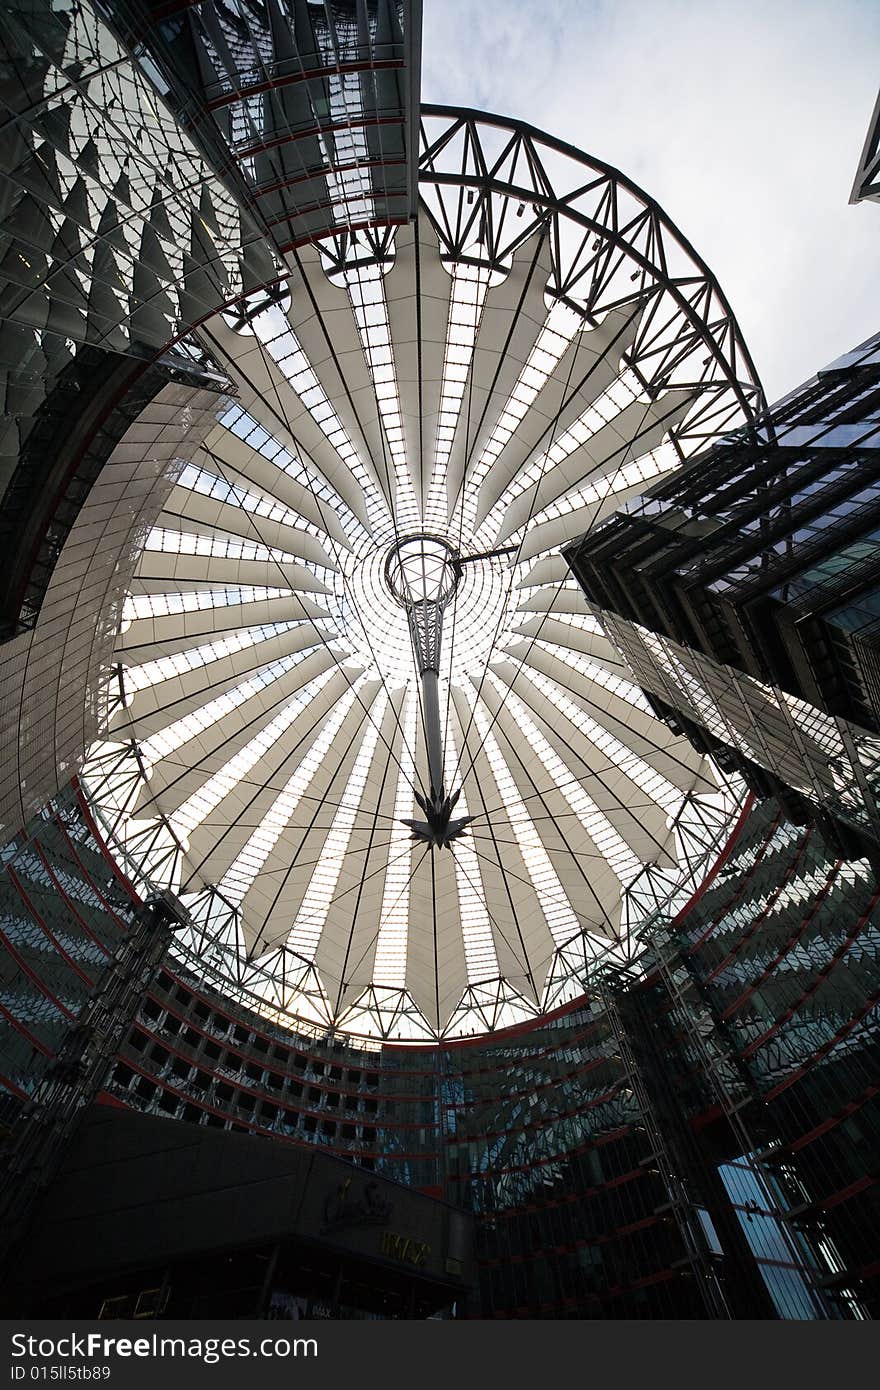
top-left (384, 533), bottom-right (476, 848)
top-left (646, 930), bottom-right (838, 1318)
top-left (592, 963), bottom-right (734, 1319)
top-left (0, 891), bottom-right (187, 1298)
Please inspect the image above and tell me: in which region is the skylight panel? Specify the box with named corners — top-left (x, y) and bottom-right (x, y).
top-left (344, 262), bottom-right (420, 529)
top-left (124, 620), bottom-right (301, 694)
top-left (372, 688), bottom-right (419, 987)
top-left (455, 300), bottom-right (581, 535)
top-left (173, 666), bottom-right (340, 838)
top-left (140, 648), bottom-right (317, 764)
top-left (504, 442), bottom-right (681, 544)
top-left (143, 527), bottom-right (319, 574)
top-left (219, 679), bottom-right (367, 907)
top-left (424, 262), bottom-right (491, 529)
top-left (476, 369), bottom-right (646, 542)
top-left (122, 586), bottom-right (291, 622)
top-left (465, 689), bottom-right (582, 946)
top-left (245, 311), bottom-right (389, 538)
top-left (177, 461), bottom-right (316, 537)
top-left (287, 692), bottom-right (389, 958)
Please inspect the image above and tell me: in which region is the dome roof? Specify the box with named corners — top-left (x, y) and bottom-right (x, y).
top-left (83, 110), bottom-right (757, 1039)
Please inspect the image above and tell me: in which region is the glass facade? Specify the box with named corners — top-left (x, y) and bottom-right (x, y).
top-left (565, 332), bottom-right (880, 865)
top-left (3, 785), bottom-right (879, 1317)
top-left (0, 783), bottom-right (137, 1109)
top-left (0, 0), bottom-right (273, 402)
top-left (718, 1159), bottom-right (820, 1320)
top-left (101, 0), bottom-right (418, 252)
top-left (671, 796), bottom-right (880, 1317)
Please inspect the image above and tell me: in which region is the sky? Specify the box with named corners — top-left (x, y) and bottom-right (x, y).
top-left (420, 0), bottom-right (879, 403)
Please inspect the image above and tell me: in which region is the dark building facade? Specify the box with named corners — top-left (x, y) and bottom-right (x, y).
top-left (2, 783), bottom-right (879, 1319)
top-left (565, 333), bottom-right (880, 731)
top-left (17, 1105), bottom-right (471, 1319)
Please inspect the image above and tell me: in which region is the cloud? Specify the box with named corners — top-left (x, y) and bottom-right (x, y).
top-left (421, 0), bottom-right (880, 401)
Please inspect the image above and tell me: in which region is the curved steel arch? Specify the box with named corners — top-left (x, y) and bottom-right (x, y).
top-left (418, 105), bottom-right (766, 436)
top-left (77, 105), bottom-right (756, 1042)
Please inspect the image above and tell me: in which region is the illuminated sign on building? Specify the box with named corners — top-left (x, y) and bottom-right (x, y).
top-left (380, 1232), bottom-right (431, 1268)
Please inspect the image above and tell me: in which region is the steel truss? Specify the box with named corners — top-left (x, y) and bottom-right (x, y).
top-left (80, 742), bottom-right (743, 1043)
top-left (417, 106), bottom-right (765, 452)
top-left (79, 105), bottom-right (761, 1042)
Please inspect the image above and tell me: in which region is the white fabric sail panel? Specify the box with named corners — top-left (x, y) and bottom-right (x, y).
top-left (475, 675), bottom-right (635, 925)
top-left (284, 696), bottom-right (401, 967)
top-left (237, 681), bottom-right (386, 953)
top-left (449, 686), bottom-right (565, 995)
top-left (134, 549), bottom-right (331, 596)
top-left (515, 638), bottom-right (714, 781)
top-left (517, 669), bottom-right (717, 828)
top-left (125, 576), bottom-right (327, 605)
top-left (206, 302), bottom-right (379, 530)
top-left (444, 697), bottom-right (548, 997)
top-left (515, 584), bottom-right (596, 617)
top-left (313, 689), bottom-right (411, 1008)
top-left (114, 592), bottom-right (327, 660)
top-left (506, 637), bottom-right (714, 795)
top-left (516, 554), bottom-right (571, 588)
top-left (443, 230), bottom-right (556, 524)
top-left (495, 389), bottom-right (694, 544)
top-left (174, 665), bottom-right (358, 884)
top-left (382, 218), bottom-right (452, 509)
top-left (403, 704), bottom-right (471, 1025)
top-left (194, 429), bottom-right (356, 548)
top-left (131, 522), bottom-right (338, 590)
top-left (487, 660), bottom-right (679, 871)
top-left (397, 215), bottom-right (462, 513)
top-left (459, 691), bottom-right (595, 951)
top-left (130, 649), bottom-right (349, 816)
top-left (507, 617), bottom-right (638, 681)
top-left (111, 622), bottom-right (329, 734)
top-left (473, 305), bottom-right (642, 530)
top-left (405, 834), bottom-right (470, 1033)
top-left (514, 491), bottom-right (656, 564)
top-left (285, 244), bottom-right (401, 522)
top-left (494, 661), bottom-right (678, 845)
top-left (160, 483), bottom-right (336, 569)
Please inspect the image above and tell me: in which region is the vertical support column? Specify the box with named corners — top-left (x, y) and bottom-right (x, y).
top-left (420, 667), bottom-right (445, 799)
top-left (649, 930), bottom-right (840, 1318)
top-left (0, 891), bottom-right (186, 1299)
top-left (387, 536), bottom-right (460, 798)
top-left (256, 1242), bottom-right (281, 1317)
top-left (594, 967), bottom-right (734, 1319)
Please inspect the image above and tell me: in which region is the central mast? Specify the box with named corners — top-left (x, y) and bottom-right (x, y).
top-left (384, 534), bottom-right (474, 847)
